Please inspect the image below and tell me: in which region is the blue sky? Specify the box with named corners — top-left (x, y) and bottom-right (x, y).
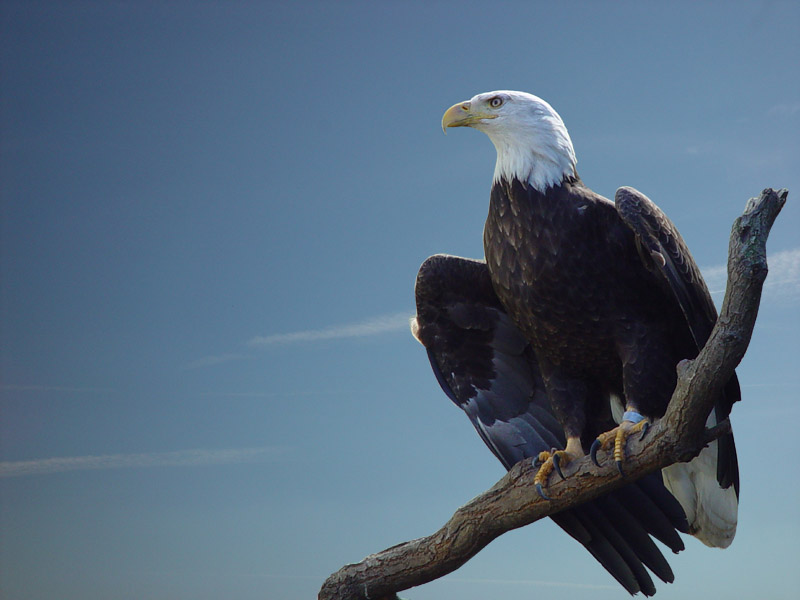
top-left (1, 2), bottom-right (798, 599)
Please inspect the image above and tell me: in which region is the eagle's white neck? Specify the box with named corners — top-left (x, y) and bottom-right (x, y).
top-left (488, 124), bottom-right (577, 192)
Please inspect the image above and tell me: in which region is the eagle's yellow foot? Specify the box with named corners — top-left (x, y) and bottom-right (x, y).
top-left (590, 411), bottom-right (651, 476)
top-left (532, 438), bottom-right (583, 500)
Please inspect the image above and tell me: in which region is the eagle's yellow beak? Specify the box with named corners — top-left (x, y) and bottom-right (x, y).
top-left (441, 101), bottom-right (495, 133)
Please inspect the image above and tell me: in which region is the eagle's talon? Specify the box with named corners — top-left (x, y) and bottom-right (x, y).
top-left (552, 452), bottom-right (566, 480)
top-left (590, 429), bottom-right (616, 467)
top-left (639, 420), bottom-right (651, 441)
top-left (535, 481), bottom-right (551, 501)
top-left (589, 438), bottom-right (603, 466)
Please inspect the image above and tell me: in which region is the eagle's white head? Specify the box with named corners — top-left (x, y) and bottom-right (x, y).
top-left (442, 90), bottom-right (577, 193)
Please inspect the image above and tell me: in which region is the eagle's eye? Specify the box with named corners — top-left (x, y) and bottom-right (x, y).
top-left (489, 96), bottom-right (504, 108)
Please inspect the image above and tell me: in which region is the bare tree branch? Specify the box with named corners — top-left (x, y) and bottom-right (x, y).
top-left (319, 188), bottom-right (788, 600)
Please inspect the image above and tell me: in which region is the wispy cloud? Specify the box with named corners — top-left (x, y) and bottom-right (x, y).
top-left (248, 311), bottom-right (411, 346)
top-left (186, 311), bottom-right (412, 368)
top-left (446, 576), bottom-right (615, 590)
top-left (0, 446), bottom-right (286, 478)
top-left (199, 389), bottom-right (362, 398)
top-left (766, 102), bottom-right (800, 118)
top-left (702, 247), bottom-right (800, 301)
top-left (183, 353), bottom-right (252, 370)
top-left (1, 384), bottom-right (116, 394)
top-left (701, 264), bottom-right (727, 295)
top-left (685, 140), bottom-right (718, 156)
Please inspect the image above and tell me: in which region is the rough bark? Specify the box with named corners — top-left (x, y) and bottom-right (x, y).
top-left (319, 188), bottom-right (788, 600)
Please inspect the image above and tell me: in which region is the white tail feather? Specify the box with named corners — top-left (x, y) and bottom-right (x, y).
top-left (662, 441), bottom-right (738, 547)
top-left (662, 412), bottom-right (738, 548)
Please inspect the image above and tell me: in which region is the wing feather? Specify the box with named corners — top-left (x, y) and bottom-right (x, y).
top-left (615, 186), bottom-right (740, 495)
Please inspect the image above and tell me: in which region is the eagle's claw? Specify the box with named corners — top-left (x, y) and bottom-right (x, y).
top-left (591, 414), bottom-right (651, 476)
top-left (535, 481), bottom-right (552, 501)
top-left (532, 448), bottom-right (577, 499)
top-left (590, 438), bottom-right (603, 467)
top-left (552, 451), bottom-right (567, 480)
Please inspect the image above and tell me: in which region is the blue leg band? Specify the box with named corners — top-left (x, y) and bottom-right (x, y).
top-left (622, 410), bottom-right (646, 424)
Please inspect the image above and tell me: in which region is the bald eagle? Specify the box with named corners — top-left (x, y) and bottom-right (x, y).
top-left (411, 91), bottom-right (739, 595)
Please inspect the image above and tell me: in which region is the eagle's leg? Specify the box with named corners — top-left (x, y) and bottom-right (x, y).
top-left (590, 410), bottom-right (651, 475)
top-left (532, 436), bottom-right (584, 500)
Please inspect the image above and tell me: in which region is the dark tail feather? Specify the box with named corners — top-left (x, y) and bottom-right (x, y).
top-left (615, 475), bottom-right (686, 552)
top-left (551, 509), bottom-right (643, 595)
top-left (636, 475), bottom-right (690, 534)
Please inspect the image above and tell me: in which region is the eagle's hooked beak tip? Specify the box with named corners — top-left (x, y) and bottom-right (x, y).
top-left (442, 101), bottom-right (472, 134)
